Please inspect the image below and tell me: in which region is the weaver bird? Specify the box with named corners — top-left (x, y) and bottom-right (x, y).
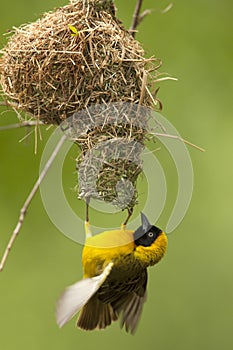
top-left (56, 213), bottom-right (167, 333)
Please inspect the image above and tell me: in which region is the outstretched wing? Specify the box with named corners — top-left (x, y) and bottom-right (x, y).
top-left (56, 262), bottom-right (113, 328)
top-left (98, 269), bottom-right (148, 334)
top-left (117, 291), bottom-right (147, 334)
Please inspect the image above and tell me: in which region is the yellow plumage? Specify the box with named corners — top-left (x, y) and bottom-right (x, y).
top-left (83, 228), bottom-right (167, 277)
top-left (56, 214), bottom-right (168, 334)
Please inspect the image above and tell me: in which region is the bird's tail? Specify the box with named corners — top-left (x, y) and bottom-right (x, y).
top-left (77, 294), bottom-right (118, 330)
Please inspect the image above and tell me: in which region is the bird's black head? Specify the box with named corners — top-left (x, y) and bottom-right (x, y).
top-left (133, 213), bottom-right (162, 247)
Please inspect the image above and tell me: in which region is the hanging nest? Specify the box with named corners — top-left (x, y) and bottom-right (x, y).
top-left (0, 0), bottom-right (162, 211)
top-left (0, 0), bottom-right (160, 124)
top-left (67, 102), bottom-right (152, 209)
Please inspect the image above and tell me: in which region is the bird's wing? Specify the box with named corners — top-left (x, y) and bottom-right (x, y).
top-left (113, 269), bottom-right (147, 334)
top-left (119, 291), bottom-right (147, 334)
top-left (98, 269), bottom-right (148, 334)
top-left (98, 268), bottom-right (148, 303)
top-left (56, 262), bottom-right (113, 328)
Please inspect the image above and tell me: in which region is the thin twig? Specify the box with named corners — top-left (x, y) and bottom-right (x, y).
top-left (0, 100), bottom-right (20, 109)
top-left (138, 9), bottom-right (152, 26)
top-left (0, 134), bottom-right (67, 272)
top-left (161, 3), bottom-right (173, 14)
top-left (0, 120), bottom-right (44, 131)
top-left (153, 132), bottom-right (205, 152)
top-left (0, 100), bottom-right (34, 119)
top-left (130, 0), bottom-right (144, 37)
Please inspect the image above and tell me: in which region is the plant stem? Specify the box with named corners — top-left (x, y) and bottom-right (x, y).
top-left (0, 134), bottom-right (67, 272)
top-left (130, 0), bottom-right (144, 37)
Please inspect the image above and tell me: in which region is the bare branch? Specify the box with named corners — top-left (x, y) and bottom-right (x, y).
top-left (0, 120), bottom-right (44, 131)
top-left (0, 134), bottom-right (67, 272)
top-left (0, 100), bottom-right (35, 120)
top-left (130, 0), bottom-right (144, 37)
top-left (0, 100), bottom-right (20, 109)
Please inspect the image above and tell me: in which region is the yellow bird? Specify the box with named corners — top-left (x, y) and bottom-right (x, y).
top-left (56, 213), bottom-right (168, 334)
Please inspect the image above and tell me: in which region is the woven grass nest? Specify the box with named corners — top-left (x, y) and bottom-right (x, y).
top-left (69, 102), bottom-right (151, 209)
top-left (0, 0), bottom-right (162, 211)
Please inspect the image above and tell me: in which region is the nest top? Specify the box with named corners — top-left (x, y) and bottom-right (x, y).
top-left (0, 0), bottom-right (157, 124)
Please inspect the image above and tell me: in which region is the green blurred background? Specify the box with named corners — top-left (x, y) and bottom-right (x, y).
top-left (0, 0), bottom-right (232, 349)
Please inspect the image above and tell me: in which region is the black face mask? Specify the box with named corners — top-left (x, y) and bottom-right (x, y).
top-left (133, 212), bottom-right (162, 247)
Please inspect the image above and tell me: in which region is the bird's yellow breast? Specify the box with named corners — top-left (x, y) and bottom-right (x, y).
top-left (82, 229), bottom-right (135, 277)
top-left (82, 229), bottom-right (168, 278)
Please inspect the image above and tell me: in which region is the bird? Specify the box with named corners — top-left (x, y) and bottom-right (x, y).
top-left (56, 212), bottom-right (168, 334)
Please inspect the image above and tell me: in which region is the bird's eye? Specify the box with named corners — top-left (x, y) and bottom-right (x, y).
top-left (148, 232), bottom-right (154, 238)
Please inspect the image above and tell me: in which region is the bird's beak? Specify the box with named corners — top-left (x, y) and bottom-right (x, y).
top-left (141, 212), bottom-right (151, 232)
top-left (133, 212), bottom-right (153, 240)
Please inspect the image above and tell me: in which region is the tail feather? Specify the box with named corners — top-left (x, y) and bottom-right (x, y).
top-left (98, 300), bottom-right (118, 329)
top-left (77, 290), bottom-right (146, 333)
top-left (77, 295), bottom-right (118, 330)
